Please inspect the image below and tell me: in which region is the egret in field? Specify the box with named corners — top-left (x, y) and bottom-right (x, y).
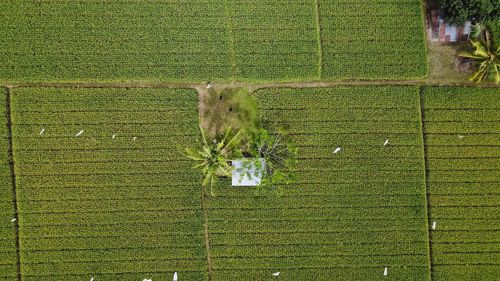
top-left (383, 139), bottom-right (389, 146)
top-left (458, 135), bottom-right (464, 139)
top-left (76, 129), bottom-right (84, 137)
top-left (207, 83), bottom-right (212, 89)
top-left (11, 218), bottom-right (16, 222)
top-left (90, 277), bottom-right (94, 281)
top-left (112, 134), bottom-right (116, 139)
top-left (383, 267), bottom-right (388, 276)
top-left (173, 272), bottom-right (178, 281)
top-left (333, 147), bottom-right (342, 154)
top-left (133, 137), bottom-right (137, 141)
top-left (39, 128), bottom-right (45, 135)
top-left (143, 279), bottom-right (152, 281)
top-left (272, 272), bottom-right (280, 277)
top-left (432, 221), bottom-right (437, 230)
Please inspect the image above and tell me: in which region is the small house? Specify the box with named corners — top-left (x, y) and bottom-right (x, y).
top-left (428, 10), bottom-right (472, 43)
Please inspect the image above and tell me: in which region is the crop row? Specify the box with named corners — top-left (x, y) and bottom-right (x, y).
top-left (0, 89), bottom-right (16, 279)
top-left (318, 0), bottom-right (427, 79)
top-left (423, 87), bottom-right (500, 281)
top-left (11, 88), bottom-right (208, 279)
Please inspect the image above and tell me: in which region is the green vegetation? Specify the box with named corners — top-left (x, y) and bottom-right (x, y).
top-left (225, 0), bottom-right (320, 80)
top-left (206, 86), bottom-right (431, 280)
top-left (459, 31), bottom-right (500, 83)
top-left (0, 0), bottom-right (428, 82)
top-left (318, 0), bottom-right (428, 79)
top-left (200, 88), bottom-right (258, 138)
top-left (437, 0), bottom-right (500, 25)
top-left (0, 89), bottom-right (17, 280)
top-left (422, 86), bottom-right (500, 280)
top-left (185, 127), bottom-right (244, 196)
top-left (10, 88), bottom-right (208, 281)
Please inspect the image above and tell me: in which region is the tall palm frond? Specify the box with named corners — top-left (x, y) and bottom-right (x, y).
top-left (459, 31), bottom-right (499, 84)
top-left (184, 126), bottom-right (243, 196)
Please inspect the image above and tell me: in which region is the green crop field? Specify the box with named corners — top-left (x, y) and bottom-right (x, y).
top-left (10, 88), bottom-right (208, 281)
top-left (0, 85), bottom-right (498, 280)
top-left (422, 87), bottom-right (500, 280)
top-left (318, 0), bottom-right (428, 79)
top-left (0, 89), bottom-right (17, 280)
top-left (205, 86), bottom-right (431, 280)
top-left (0, 0), bottom-right (427, 83)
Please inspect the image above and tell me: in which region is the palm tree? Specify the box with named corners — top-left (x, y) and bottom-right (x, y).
top-left (459, 31), bottom-right (499, 84)
top-left (185, 126), bottom-right (243, 196)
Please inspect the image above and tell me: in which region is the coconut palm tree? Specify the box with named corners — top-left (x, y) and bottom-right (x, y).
top-left (185, 126), bottom-right (243, 196)
top-left (459, 31), bottom-right (499, 84)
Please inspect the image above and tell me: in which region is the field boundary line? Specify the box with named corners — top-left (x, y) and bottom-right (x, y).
top-left (313, 0), bottom-right (323, 78)
top-left (201, 185), bottom-right (214, 281)
top-left (418, 86), bottom-right (434, 281)
top-left (223, 0), bottom-right (237, 81)
top-left (4, 87), bottom-right (22, 281)
top-left (2, 81), bottom-right (499, 90)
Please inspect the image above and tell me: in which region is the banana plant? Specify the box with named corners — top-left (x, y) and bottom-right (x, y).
top-left (459, 31), bottom-right (499, 84)
top-left (185, 126), bottom-right (243, 196)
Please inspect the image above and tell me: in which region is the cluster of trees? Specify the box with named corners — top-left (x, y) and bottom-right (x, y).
top-left (438, 0), bottom-right (499, 24)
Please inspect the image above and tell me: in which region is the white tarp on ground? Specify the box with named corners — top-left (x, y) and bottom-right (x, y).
top-left (231, 158), bottom-right (266, 186)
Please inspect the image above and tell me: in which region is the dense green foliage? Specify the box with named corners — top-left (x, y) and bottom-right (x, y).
top-left (0, 89), bottom-right (17, 280)
top-left (11, 88), bottom-right (208, 281)
top-left (423, 86), bottom-right (500, 281)
top-left (438, 0), bottom-right (500, 25)
top-left (205, 86), bottom-right (431, 280)
top-left (0, 0), bottom-right (428, 82)
top-left (318, 0), bottom-right (428, 79)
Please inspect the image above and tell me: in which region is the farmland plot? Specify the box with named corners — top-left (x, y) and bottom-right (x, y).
top-left (0, 89), bottom-right (17, 280)
top-left (10, 88), bottom-right (208, 281)
top-left (422, 87), bottom-right (500, 280)
top-left (0, 1), bottom-right (232, 82)
top-left (205, 86), bottom-right (431, 280)
top-left (225, 0), bottom-right (320, 81)
top-left (318, 0), bottom-right (428, 79)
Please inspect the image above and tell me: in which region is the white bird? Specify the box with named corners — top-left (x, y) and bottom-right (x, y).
top-left (333, 147), bottom-right (342, 154)
top-left (383, 267), bottom-right (388, 276)
top-left (90, 277), bottom-right (94, 281)
top-left (133, 137), bottom-right (137, 141)
top-left (207, 83), bottom-right (212, 89)
top-left (11, 218), bottom-right (16, 222)
top-left (458, 135), bottom-right (464, 139)
top-left (112, 134), bottom-right (116, 139)
top-left (432, 221), bottom-right (437, 230)
top-left (272, 272), bottom-right (280, 277)
top-left (143, 279), bottom-right (152, 281)
top-left (173, 272), bottom-right (178, 281)
top-left (383, 139), bottom-right (389, 146)
top-left (76, 130), bottom-right (84, 137)
top-left (39, 128), bottom-right (45, 135)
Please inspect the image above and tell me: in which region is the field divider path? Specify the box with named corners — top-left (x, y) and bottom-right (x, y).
top-left (314, 0), bottom-right (324, 79)
top-left (418, 86), bottom-right (434, 280)
top-left (2, 81), bottom-right (499, 92)
top-left (201, 185), bottom-right (214, 281)
top-left (4, 86), bottom-right (22, 281)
